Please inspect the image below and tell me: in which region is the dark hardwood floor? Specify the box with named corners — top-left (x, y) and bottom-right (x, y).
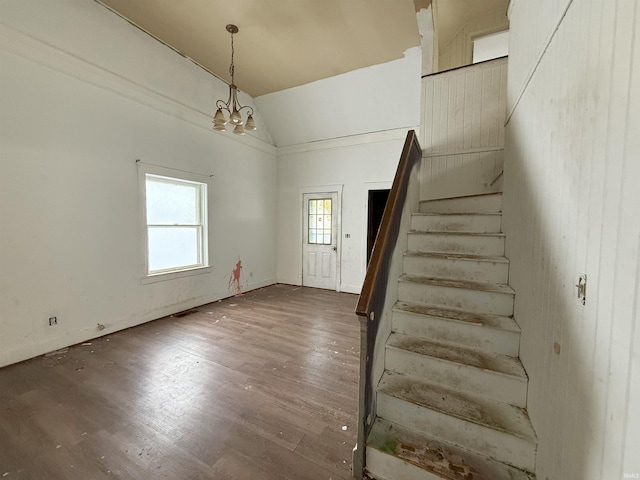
top-left (0, 285), bottom-right (360, 479)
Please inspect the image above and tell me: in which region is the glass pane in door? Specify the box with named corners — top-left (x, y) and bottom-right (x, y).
top-left (308, 198), bottom-right (332, 245)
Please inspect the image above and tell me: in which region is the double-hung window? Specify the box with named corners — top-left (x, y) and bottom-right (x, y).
top-left (144, 173), bottom-right (208, 277)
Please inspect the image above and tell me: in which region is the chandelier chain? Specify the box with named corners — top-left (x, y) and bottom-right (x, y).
top-left (229, 31), bottom-right (235, 84)
top-left (213, 24), bottom-right (256, 134)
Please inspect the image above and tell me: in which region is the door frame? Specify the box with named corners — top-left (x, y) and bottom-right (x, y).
top-left (363, 181), bottom-right (392, 272)
top-left (299, 185), bottom-right (343, 292)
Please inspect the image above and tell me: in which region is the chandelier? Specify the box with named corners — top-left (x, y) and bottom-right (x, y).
top-left (213, 24), bottom-right (256, 135)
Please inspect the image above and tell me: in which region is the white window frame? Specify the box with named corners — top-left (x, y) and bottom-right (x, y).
top-left (138, 165), bottom-right (212, 284)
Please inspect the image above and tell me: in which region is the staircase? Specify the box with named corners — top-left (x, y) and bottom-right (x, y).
top-left (364, 192), bottom-right (537, 480)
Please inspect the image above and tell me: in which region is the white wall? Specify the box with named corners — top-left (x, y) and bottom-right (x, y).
top-left (417, 6), bottom-right (437, 76)
top-left (503, 0), bottom-right (640, 478)
top-left (255, 48), bottom-right (422, 147)
top-left (473, 30), bottom-right (510, 64)
top-left (276, 130), bottom-right (415, 294)
top-left (439, 11), bottom-right (509, 72)
top-left (259, 47), bottom-right (421, 294)
top-left (420, 57), bottom-right (507, 200)
top-left (0, 0), bottom-right (277, 367)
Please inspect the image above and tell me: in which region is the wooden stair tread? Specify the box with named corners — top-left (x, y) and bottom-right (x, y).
top-left (367, 418), bottom-right (535, 480)
top-left (394, 301), bottom-right (521, 332)
top-left (386, 333), bottom-right (526, 379)
top-left (378, 372), bottom-right (537, 443)
top-left (420, 192), bottom-right (503, 202)
top-left (409, 230), bottom-right (506, 237)
top-left (404, 251), bottom-right (509, 263)
top-left (398, 274), bottom-right (515, 295)
top-left (412, 212), bottom-right (502, 217)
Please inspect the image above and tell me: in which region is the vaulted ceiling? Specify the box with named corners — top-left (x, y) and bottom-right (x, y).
top-left (97, 0), bottom-right (421, 97)
top-left (97, 0), bottom-right (508, 98)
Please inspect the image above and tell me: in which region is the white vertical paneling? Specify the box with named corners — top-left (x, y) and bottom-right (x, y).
top-left (420, 57), bottom-right (507, 200)
top-left (463, 72), bottom-right (474, 148)
top-left (622, 6), bottom-right (640, 474)
top-left (471, 67), bottom-right (484, 148)
top-left (503, 0), bottom-right (640, 478)
top-left (421, 149), bottom-right (504, 200)
top-left (506, 0), bottom-right (572, 118)
top-left (421, 59), bottom-right (507, 151)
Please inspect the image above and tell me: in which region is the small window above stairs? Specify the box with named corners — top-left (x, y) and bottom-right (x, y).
top-left (365, 192), bottom-right (537, 480)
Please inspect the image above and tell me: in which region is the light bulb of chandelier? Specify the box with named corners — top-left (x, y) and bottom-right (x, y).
top-left (233, 124), bottom-right (245, 135)
top-left (245, 115), bottom-right (257, 131)
top-left (213, 122), bottom-right (227, 132)
top-left (230, 109), bottom-right (243, 125)
top-left (213, 108), bottom-right (227, 126)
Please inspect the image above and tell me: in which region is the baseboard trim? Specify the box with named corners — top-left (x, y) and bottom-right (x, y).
top-left (0, 279), bottom-right (277, 368)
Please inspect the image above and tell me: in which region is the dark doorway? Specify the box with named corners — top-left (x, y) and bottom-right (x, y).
top-left (367, 189), bottom-right (391, 264)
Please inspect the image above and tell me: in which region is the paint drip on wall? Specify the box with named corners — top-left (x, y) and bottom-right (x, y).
top-left (229, 259), bottom-right (243, 296)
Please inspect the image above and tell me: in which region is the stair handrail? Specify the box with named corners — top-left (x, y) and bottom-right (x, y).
top-left (353, 130), bottom-right (422, 478)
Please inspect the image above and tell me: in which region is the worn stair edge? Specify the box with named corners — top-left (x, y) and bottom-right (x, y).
top-left (407, 232), bottom-right (506, 257)
top-left (410, 214), bottom-right (503, 233)
top-left (384, 337), bottom-right (527, 406)
top-left (412, 212), bottom-right (503, 217)
top-left (408, 230), bottom-right (506, 238)
top-left (386, 333), bottom-right (526, 380)
top-left (404, 251), bottom-right (510, 263)
top-left (421, 192), bottom-right (503, 202)
top-left (367, 418), bottom-right (536, 480)
top-left (377, 391), bottom-right (536, 472)
top-left (392, 302), bottom-right (520, 357)
top-left (366, 447), bottom-right (444, 480)
top-left (393, 302), bottom-right (520, 332)
top-left (419, 193), bottom-right (503, 214)
top-left (375, 395), bottom-right (536, 472)
top-left (397, 278), bottom-right (514, 317)
top-left (378, 372), bottom-right (537, 444)
top-left (398, 274), bottom-right (515, 296)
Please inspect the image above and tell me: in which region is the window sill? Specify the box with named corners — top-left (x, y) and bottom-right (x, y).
top-left (141, 265), bottom-right (212, 285)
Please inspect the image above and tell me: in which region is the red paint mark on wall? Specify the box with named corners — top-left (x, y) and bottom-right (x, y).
top-left (229, 259), bottom-right (243, 296)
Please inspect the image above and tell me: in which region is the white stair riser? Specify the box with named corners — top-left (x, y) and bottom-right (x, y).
top-left (419, 194), bottom-right (502, 214)
top-left (411, 214), bottom-right (502, 233)
top-left (403, 255), bottom-right (509, 283)
top-left (397, 282), bottom-right (514, 317)
top-left (385, 347), bottom-right (527, 407)
top-left (392, 310), bottom-right (520, 356)
top-left (366, 447), bottom-right (442, 480)
top-left (407, 233), bottom-right (505, 256)
top-left (377, 393), bottom-right (536, 472)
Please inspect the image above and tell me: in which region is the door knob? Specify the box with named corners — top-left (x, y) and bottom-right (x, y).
top-left (332, 246), bottom-right (337, 251)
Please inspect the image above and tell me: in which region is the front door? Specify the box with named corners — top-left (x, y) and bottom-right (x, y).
top-left (302, 192), bottom-right (338, 290)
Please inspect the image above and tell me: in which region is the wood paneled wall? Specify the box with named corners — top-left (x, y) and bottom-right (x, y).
top-left (420, 57), bottom-right (507, 200)
top-left (503, 0), bottom-right (640, 478)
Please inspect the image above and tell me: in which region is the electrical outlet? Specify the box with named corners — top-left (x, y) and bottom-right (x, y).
top-left (49, 316), bottom-right (57, 326)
